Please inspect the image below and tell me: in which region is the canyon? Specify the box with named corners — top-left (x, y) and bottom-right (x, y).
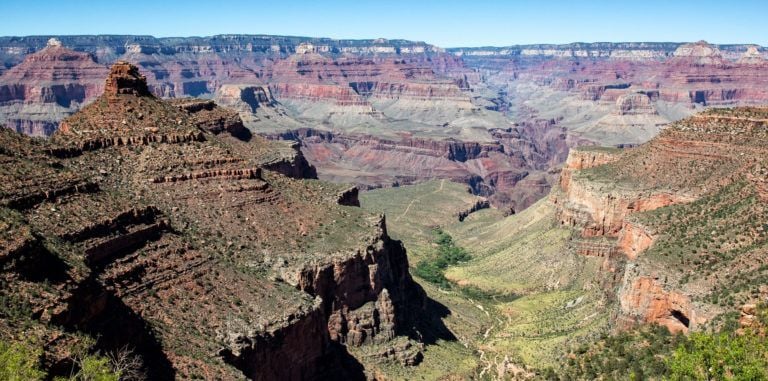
top-left (359, 107), bottom-right (767, 378)
top-left (2, 36), bottom-right (767, 211)
top-left (1, 33), bottom-right (768, 380)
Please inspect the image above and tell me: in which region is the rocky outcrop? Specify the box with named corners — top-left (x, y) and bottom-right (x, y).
top-left (738, 46), bottom-right (765, 65)
top-left (172, 98), bottom-right (251, 138)
top-left (104, 61), bottom-right (151, 98)
top-left (618, 269), bottom-right (694, 333)
top-left (259, 140), bottom-right (318, 179)
top-left (614, 92), bottom-right (656, 115)
top-left (457, 199), bottom-right (490, 221)
top-left (736, 304), bottom-right (767, 336)
top-left (283, 216), bottom-right (424, 351)
top-left (556, 178), bottom-right (686, 237)
top-left (616, 220), bottom-right (654, 260)
top-left (554, 147), bottom-right (673, 238)
top-left (671, 41), bottom-right (725, 66)
top-left (213, 84), bottom-right (294, 127)
top-left (336, 186), bottom-right (361, 207)
top-left (557, 147), bottom-right (621, 192)
top-left (219, 301), bottom-right (330, 381)
top-left (1, 63), bottom-right (427, 379)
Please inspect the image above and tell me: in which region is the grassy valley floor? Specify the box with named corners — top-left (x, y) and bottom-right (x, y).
top-left (360, 180), bottom-right (612, 379)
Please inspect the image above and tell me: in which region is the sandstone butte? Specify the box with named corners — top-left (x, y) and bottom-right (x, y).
top-left (0, 62), bottom-right (429, 380)
top-left (552, 107), bottom-right (768, 333)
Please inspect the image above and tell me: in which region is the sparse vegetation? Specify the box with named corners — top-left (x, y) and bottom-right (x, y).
top-left (553, 304), bottom-right (768, 380)
top-left (633, 180), bottom-right (768, 307)
top-left (0, 339), bottom-right (129, 381)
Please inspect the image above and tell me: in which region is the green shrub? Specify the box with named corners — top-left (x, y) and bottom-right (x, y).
top-left (412, 229), bottom-right (471, 286)
top-left (668, 332), bottom-right (768, 381)
top-left (0, 339), bottom-right (123, 381)
top-left (0, 340), bottom-right (45, 381)
top-left (72, 355), bottom-right (120, 381)
top-left (414, 260), bottom-right (448, 286)
top-left (555, 306), bottom-right (768, 380)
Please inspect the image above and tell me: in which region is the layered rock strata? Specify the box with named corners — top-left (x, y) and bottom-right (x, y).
top-left (0, 62), bottom-right (425, 379)
top-left (551, 108), bottom-right (768, 334)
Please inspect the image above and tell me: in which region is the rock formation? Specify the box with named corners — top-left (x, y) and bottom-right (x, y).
top-left (671, 40), bottom-right (725, 66)
top-left (3, 36), bottom-right (768, 215)
top-left (0, 38), bottom-right (107, 135)
top-left (550, 107), bottom-right (768, 333)
top-left (614, 92), bottom-right (657, 115)
top-left (271, 118), bottom-right (577, 211)
top-left (104, 61), bottom-right (151, 98)
top-left (451, 40), bottom-right (768, 146)
top-left (0, 62), bottom-right (426, 379)
top-left (738, 46), bottom-right (766, 64)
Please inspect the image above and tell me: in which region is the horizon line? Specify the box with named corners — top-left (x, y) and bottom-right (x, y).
top-left (0, 34), bottom-right (765, 50)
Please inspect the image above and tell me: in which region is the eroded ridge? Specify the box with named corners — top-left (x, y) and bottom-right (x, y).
top-left (552, 107), bottom-right (768, 334)
top-left (0, 62), bottom-right (425, 379)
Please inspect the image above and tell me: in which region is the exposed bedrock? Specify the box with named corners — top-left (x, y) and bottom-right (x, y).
top-left (616, 220), bottom-right (655, 260)
top-left (271, 120), bottom-right (575, 211)
top-left (336, 186), bottom-right (361, 207)
top-left (222, 219), bottom-right (424, 380)
top-left (219, 301), bottom-right (332, 381)
top-left (554, 161), bottom-right (696, 333)
top-left (614, 92), bottom-right (657, 115)
top-left (557, 148), bottom-right (621, 192)
top-left (552, 110), bottom-right (768, 334)
top-left (285, 216), bottom-right (424, 347)
top-left (555, 176), bottom-right (686, 237)
top-left (222, 216), bottom-right (426, 378)
top-left (618, 266), bottom-right (694, 334)
top-left (214, 84), bottom-right (287, 125)
top-left (1, 61), bottom-right (429, 379)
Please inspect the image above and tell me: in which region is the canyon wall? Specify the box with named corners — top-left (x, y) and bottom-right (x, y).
top-left (2, 36), bottom-right (768, 217)
top-left (550, 108), bottom-right (768, 334)
top-left (270, 117), bottom-right (577, 211)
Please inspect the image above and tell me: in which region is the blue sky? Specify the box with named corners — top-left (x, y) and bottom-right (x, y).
top-left (1, 0), bottom-right (766, 47)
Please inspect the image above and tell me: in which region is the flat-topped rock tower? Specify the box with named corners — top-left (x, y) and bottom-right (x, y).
top-left (104, 61), bottom-right (152, 98)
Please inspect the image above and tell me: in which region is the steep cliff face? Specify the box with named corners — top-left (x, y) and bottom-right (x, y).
top-left (289, 218), bottom-right (422, 348)
top-left (0, 38), bottom-right (108, 135)
top-left (271, 119), bottom-right (574, 211)
top-left (452, 41), bottom-right (768, 147)
top-left (618, 270), bottom-right (694, 333)
top-left (220, 302), bottom-right (330, 381)
top-left (0, 62), bottom-right (425, 379)
top-left (557, 147), bottom-right (622, 191)
top-left (551, 108), bottom-right (768, 333)
top-left (0, 35), bottom-right (468, 136)
top-left (615, 92), bottom-right (657, 115)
